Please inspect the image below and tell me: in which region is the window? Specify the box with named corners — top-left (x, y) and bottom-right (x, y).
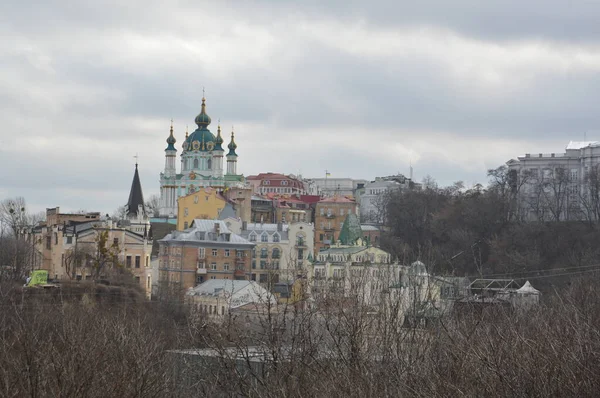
top-left (198, 248), bottom-right (205, 258)
top-left (264, 180), bottom-right (270, 185)
top-left (259, 274), bottom-right (268, 283)
top-left (126, 256), bottom-right (132, 268)
top-left (272, 261), bottom-right (280, 269)
top-left (261, 248), bottom-right (268, 258)
top-left (212, 249), bottom-right (218, 256)
top-left (236, 250), bottom-right (244, 258)
top-left (272, 248), bottom-right (280, 258)
top-left (135, 276), bottom-right (140, 284)
top-left (571, 169), bottom-right (578, 181)
top-left (249, 234), bottom-right (256, 242)
top-left (340, 209), bottom-right (345, 216)
top-left (260, 260), bottom-right (266, 269)
top-left (282, 180), bottom-right (288, 185)
top-left (225, 249), bottom-right (230, 257)
top-left (113, 237), bottom-right (118, 246)
top-left (194, 195), bottom-right (199, 204)
top-left (211, 263), bottom-right (217, 270)
top-left (273, 234), bottom-right (280, 242)
top-left (261, 233), bottom-right (268, 242)
top-left (298, 249), bottom-right (304, 260)
top-left (146, 256), bottom-right (149, 267)
top-left (224, 263), bottom-right (230, 270)
top-left (207, 158), bottom-right (212, 169)
top-left (193, 158), bottom-right (199, 168)
top-left (184, 208), bottom-right (189, 217)
top-left (54, 233), bottom-right (58, 245)
top-left (135, 256), bottom-right (140, 268)
top-left (252, 260), bottom-right (256, 269)
top-left (320, 208), bottom-right (324, 216)
top-left (319, 234), bottom-right (324, 242)
top-left (66, 236), bottom-right (73, 244)
top-left (210, 276), bottom-right (216, 280)
top-left (221, 306), bottom-right (225, 315)
top-left (184, 221), bottom-right (188, 229)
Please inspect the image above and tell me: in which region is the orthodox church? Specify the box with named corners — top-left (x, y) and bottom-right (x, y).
top-left (159, 96), bottom-right (244, 217)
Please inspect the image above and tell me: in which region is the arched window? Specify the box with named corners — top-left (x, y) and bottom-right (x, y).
top-left (207, 158), bottom-right (212, 169)
top-left (193, 158), bottom-right (199, 169)
top-left (272, 248), bottom-right (280, 259)
top-left (261, 248), bottom-right (268, 258)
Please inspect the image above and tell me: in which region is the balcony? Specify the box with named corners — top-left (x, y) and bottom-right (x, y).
top-left (295, 241), bottom-right (307, 248)
top-left (235, 258), bottom-right (246, 264)
top-left (325, 214), bottom-right (336, 219)
top-left (234, 269), bottom-right (246, 278)
top-left (197, 268), bottom-right (207, 275)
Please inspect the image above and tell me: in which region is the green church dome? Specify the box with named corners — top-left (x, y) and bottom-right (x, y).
top-left (183, 97), bottom-right (217, 152)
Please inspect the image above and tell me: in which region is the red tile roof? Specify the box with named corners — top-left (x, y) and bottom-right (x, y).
top-left (318, 196), bottom-right (356, 203)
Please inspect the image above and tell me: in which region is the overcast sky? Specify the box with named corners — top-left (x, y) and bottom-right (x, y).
top-left (3, 0), bottom-right (600, 215)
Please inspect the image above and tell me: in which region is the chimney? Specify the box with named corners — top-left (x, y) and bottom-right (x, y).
top-left (242, 221), bottom-right (247, 231)
top-left (214, 222), bottom-right (220, 235)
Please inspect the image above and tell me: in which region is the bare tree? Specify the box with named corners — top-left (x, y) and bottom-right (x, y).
top-left (111, 205), bottom-right (127, 221)
top-left (145, 194), bottom-right (160, 217)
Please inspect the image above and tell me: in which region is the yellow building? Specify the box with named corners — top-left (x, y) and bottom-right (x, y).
top-left (177, 187), bottom-right (229, 230)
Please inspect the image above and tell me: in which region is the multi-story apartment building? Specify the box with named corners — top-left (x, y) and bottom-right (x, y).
top-left (507, 141), bottom-right (600, 221)
top-left (247, 173), bottom-right (307, 195)
top-left (157, 220), bottom-right (254, 297)
top-left (229, 221), bottom-right (314, 285)
top-left (314, 196), bottom-right (357, 254)
top-left (305, 177), bottom-right (367, 198)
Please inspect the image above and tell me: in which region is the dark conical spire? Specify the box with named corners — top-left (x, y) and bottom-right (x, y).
top-left (127, 163), bottom-right (145, 218)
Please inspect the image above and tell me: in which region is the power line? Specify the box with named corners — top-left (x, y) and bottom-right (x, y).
top-left (466, 262), bottom-right (600, 280)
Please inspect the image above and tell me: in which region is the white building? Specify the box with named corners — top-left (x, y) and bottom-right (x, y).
top-left (186, 279), bottom-right (276, 318)
top-left (359, 179), bottom-right (402, 224)
top-left (225, 220), bottom-right (315, 284)
top-left (507, 141), bottom-right (600, 221)
top-left (305, 177), bottom-right (367, 198)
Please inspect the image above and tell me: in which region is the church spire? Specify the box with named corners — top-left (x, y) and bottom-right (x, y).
top-left (194, 96), bottom-right (212, 128)
top-left (227, 129), bottom-right (238, 156)
top-left (215, 121), bottom-right (224, 151)
top-left (127, 163), bottom-right (146, 219)
top-left (165, 119), bottom-right (176, 151)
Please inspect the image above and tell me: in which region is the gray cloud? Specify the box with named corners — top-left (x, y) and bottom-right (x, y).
top-left (2, 0), bottom-right (600, 214)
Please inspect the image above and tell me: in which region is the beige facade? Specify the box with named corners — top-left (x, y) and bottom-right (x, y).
top-left (34, 215), bottom-right (153, 297)
top-left (314, 197), bottom-right (357, 254)
top-left (231, 222), bottom-right (315, 285)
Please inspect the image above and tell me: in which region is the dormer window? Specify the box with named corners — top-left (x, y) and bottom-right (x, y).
top-left (261, 233), bottom-right (268, 242)
top-left (273, 233), bottom-right (280, 242)
top-left (249, 233), bottom-right (257, 242)
top-left (264, 180), bottom-right (270, 185)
